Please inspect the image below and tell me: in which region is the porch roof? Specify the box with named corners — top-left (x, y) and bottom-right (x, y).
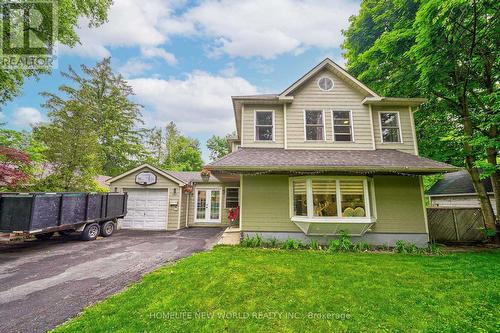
top-left (207, 148), bottom-right (460, 175)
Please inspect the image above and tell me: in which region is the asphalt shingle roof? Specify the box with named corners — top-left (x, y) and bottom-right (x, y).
top-left (164, 171), bottom-right (221, 184)
top-left (428, 170), bottom-right (493, 195)
top-left (207, 148), bottom-right (459, 174)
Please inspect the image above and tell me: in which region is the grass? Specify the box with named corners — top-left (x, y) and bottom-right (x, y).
top-left (53, 247), bottom-right (500, 333)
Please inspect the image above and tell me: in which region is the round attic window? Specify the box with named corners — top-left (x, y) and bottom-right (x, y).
top-left (318, 77), bottom-right (334, 91)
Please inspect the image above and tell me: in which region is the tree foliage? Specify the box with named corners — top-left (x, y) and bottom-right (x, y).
top-left (0, 0), bottom-right (113, 106)
top-left (144, 122), bottom-right (204, 171)
top-left (0, 146), bottom-right (31, 190)
top-left (206, 134), bottom-right (232, 161)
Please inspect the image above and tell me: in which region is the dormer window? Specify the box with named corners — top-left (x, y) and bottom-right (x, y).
top-left (318, 77), bottom-right (334, 91)
top-left (255, 110), bottom-right (274, 141)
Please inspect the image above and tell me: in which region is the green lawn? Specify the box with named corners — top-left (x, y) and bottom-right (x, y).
top-left (54, 247), bottom-right (500, 333)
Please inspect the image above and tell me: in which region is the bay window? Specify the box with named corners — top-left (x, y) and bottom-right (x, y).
top-left (291, 177), bottom-right (371, 220)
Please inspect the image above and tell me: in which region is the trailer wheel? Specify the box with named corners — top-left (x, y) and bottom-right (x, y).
top-left (34, 232), bottom-right (54, 240)
top-left (100, 221), bottom-right (115, 237)
top-left (80, 223), bottom-right (100, 241)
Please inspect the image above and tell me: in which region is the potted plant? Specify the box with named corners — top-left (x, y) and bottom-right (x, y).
top-left (200, 168), bottom-right (211, 182)
top-left (183, 184), bottom-right (193, 194)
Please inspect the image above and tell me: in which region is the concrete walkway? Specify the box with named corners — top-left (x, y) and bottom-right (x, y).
top-left (218, 226), bottom-right (241, 245)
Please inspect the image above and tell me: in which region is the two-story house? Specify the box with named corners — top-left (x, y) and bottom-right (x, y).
top-left (109, 59), bottom-right (458, 247)
top-left (206, 58), bottom-right (458, 246)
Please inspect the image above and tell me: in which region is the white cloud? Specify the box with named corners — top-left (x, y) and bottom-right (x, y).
top-left (119, 59), bottom-right (153, 78)
top-left (62, 0), bottom-right (358, 61)
top-left (140, 46), bottom-right (177, 65)
top-left (11, 107), bottom-right (43, 127)
top-left (61, 0), bottom-right (189, 61)
top-left (128, 71), bottom-right (258, 134)
top-left (185, 0), bottom-right (358, 59)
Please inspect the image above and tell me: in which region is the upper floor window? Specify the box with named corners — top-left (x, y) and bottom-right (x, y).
top-left (255, 110), bottom-right (274, 141)
top-left (305, 110), bottom-right (324, 141)
top-left (332, 111), bottom-right (353, 142)
top-left (318, 77), bottom-right (334, 91)
top-left (380, 112), bottom-right (402, 143)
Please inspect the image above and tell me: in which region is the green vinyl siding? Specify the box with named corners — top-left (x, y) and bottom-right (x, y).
top-left (241, 175), bottom-right (300, 232)
top-left (241, 174), bottom-right (427, 234)
top-left (371, 176), bottom-right (426, 233)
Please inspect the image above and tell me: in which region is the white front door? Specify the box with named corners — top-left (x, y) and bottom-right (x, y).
top-left (194, 188), bottom-right (222, 223)
top-left (122, 189), bottom-right (168, 230)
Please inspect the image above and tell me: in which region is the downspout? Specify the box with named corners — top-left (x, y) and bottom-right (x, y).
top-left (185, 183), bottom-right (191, 228)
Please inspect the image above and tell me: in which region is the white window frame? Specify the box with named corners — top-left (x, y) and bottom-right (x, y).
top-left (303, 110), bottom-right (326, 141)
top-left (254, 110), bottom-right (275, 142)
top-left (379, 111), bottom-right (403, 143)
top-left (317, 76), bottom-right (334, 91)
top-left (331, 110), bottom-right (355, 142)
top-left (289, 176), bottom-right (371, 222)
top-left (224, 187), bottom-right (240, 209)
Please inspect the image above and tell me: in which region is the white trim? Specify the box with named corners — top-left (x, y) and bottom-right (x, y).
top-left (428, 192), bottom-right (495, 198)
top-left (378, 111), bottom-right (403, 144)
top-left (331, 110), bottom-right (355, 143)
top-left (254, 109), bottom-right (275, 142)
top-left (240, 175), bottom-right (243, 230)
top-left (283, 103), bottom-right (288, 149)
top-left (240, 104), bottom-right (245, 147)
top-left (409, 106), bottom-right (419, 155)
top-left (177, 188), bottom-right (182, 229)
top-left (108, 164), bottom-right (185, 185)
top-left (224, 187), bottom-right (240, 209)
top-left (317, 76), bottom-right (334, 91)
top-left (303, 110), bottom-right (326, 141)
top-left (368, 104), bottom-right (376, 150)
top-left (369, 178), bottom-right (377, 219)
top-left (419, 176), bottom-right (430, 241)
top-left (194, 187), bottom-right (223, 223)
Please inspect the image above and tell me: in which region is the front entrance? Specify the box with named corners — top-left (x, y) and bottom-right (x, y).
top-left (194, 188), bottom-right (222, 223)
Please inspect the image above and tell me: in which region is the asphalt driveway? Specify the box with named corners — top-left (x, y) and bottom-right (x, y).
top-left (0, 227), bottom-right (223, 333)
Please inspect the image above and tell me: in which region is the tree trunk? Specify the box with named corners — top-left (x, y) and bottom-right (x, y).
top-left (462, 107), bottom-right (497, 234)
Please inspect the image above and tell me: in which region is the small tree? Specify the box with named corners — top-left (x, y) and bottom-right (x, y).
top-left (0, 146), bottom-right (31, 190)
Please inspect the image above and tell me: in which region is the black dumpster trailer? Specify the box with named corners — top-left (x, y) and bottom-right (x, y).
top-left (0, 192), bottom-right (127, 241)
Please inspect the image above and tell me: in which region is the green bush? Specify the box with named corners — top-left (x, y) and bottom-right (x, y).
top-left (267, 237), bottom-right (280, 248)
top-left (394, 240), bottom-right (419, 254)
top-left (309, 239), bottom-right (320, 250)
top-left (353, 242), bottom-right (371, 252)
top-left (240, 235), bottom-right (264, 248)
top-left (281, 238), bottom-right (302, 250)
top-left (329, 231), bottom-right (353, 253)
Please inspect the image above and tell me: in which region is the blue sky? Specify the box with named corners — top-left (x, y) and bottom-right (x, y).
top-left (1, 0), bottom-right (360, 162)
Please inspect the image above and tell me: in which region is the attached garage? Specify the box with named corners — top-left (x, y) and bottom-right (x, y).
top-left (122, 189), bottom-right (169, 230)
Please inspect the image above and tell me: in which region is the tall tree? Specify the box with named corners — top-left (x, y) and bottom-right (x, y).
top-left (207, 134), bottom-right (232, 161)
top-left (41, 58), bottom-right (144, 176)
top-left (0, 0), bottom-right (113, 106)
top-left (33, 100), bottom-right (101, 191)
top-left (144, 122), bottom-right (204, 171)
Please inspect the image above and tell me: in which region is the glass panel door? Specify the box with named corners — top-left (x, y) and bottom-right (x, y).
top-left (196, 190), bottom-right (206, 220)
top-left (210, 190), bottom-right (221, 220)
top-left (195, 188), bottom-right (222, 222)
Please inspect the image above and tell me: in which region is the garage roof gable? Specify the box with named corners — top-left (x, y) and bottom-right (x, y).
top-left (108, 164), bottom-right (186, 186)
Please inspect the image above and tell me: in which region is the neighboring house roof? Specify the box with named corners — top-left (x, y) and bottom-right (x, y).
top-left (428, 170), bottom-right (493, 196)
top-left (207, 148), bottom-right (460, 174)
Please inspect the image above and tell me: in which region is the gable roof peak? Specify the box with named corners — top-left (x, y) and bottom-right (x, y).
top-left (279, 58), bottom-right (380, 98)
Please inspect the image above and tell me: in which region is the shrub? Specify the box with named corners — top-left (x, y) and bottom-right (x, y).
top-left (394, 240), bottom-right (419, 254)
top-left (329, 231), bottom-right (353, 253)
top-left (281, 238), bottom-right (302, 250)
top-left (426, 242), bottom-right (443, 255)
top-left (353, 242), bottom-right (371, 252)
top-left (309, 239), bottom-right (320, 250)
top-left (240, 235), bottom-right (263, 248)
top-left (267, 237), bottom-right (280, 248)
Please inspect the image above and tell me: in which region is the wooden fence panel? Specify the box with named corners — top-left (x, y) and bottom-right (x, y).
top-left (427, 207), bottom-right (486, 243)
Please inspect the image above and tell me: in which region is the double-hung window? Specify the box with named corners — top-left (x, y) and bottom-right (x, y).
top-left (305, 110), bottom-right (324, 141)
top-left (291, 177), bottom-right (370, 219)
top-left (332, 111), bottom-right (353, 142)
top-left (380, 112), bottom-right (402, 143)
top-left (255, 111), bottom-right (274, 141)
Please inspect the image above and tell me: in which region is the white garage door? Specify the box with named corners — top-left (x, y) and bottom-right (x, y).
top-left (122, 189), bottom-right (168, 230)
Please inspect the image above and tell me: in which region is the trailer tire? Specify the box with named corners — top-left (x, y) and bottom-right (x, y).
top-left (80, 223), bottom-right (100, 241)
top-left (100, 221), bottom-right (115, 237)
top-left (34, 232), bottom-right (54, 240)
